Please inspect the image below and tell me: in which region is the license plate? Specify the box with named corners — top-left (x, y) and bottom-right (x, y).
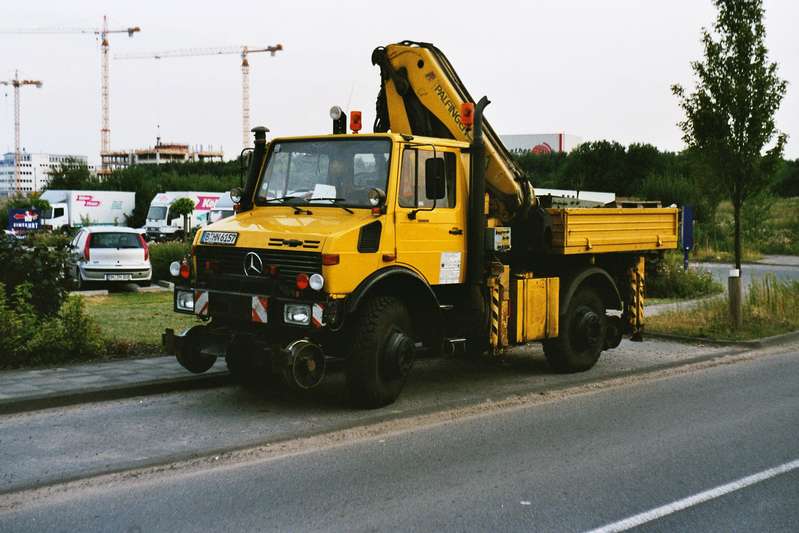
top-left (201, 231), bottom-right (238, 245)
top-left (106, 274), bottom-right (131, 281)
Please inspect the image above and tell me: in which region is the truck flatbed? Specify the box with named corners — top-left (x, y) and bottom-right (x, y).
top-left (548, 207), bottom-right (679, 255)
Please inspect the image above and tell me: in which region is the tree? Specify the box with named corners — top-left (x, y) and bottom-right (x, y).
top-left (672, 0), bottom-right (786, 328)
top-left (45, 159), bottom-right (99, 190)
top-left (170, 197), bottom-right (196, 241)
top-left (672, 0), bottom-right (787, 275)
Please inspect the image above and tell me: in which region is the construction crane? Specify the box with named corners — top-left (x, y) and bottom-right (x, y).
top-left (1, 71), bottom-right (42, 194)
top-left (0, 16), bottom-right (141, 174)
top-left (116, 44), bottom-right (283, 150)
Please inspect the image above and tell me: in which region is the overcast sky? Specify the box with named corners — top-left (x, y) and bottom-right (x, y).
top-left (2, 0), bottom-right (797, 164)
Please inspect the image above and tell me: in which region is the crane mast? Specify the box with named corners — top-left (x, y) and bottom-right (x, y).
top-left (1, 71), bottom-right (42, 194)
top-left (116, 44), bottom-right (283, 151)
top-left (0, 16), bottom-right (141, 175)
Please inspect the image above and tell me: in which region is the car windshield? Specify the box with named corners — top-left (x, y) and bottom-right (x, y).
top-left (90, 232), bottom-right (142, 249)
top-left (255, 139), bottom-right (391, 208)
top-left (147, 206), bottom-right (167, 221)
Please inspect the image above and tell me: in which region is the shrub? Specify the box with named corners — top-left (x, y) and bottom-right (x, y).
top-left (149, 241), bottom-right (191, 281)
top-left (0, 283), bottom-right (105, 369)
top-left (646, 252), bottom-right (723, 299)
top-left (0, 231), bottom-right (73, 315)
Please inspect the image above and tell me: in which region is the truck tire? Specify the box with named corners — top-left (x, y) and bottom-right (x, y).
top-left (346, 296), bottom-right (415, 408)
top-left (543, 287), bottom-right (607, 373)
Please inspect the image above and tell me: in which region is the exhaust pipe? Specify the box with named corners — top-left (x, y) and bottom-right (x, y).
top-left (282, 339), bottom-right (326, 390)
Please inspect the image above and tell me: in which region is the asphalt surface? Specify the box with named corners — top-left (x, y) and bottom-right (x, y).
top-left (696, 261), bottom-right (799, 290)
top-left (0, 338), bottom-right (730, 494)
top-left (2, 344), bottom-right (797, 532)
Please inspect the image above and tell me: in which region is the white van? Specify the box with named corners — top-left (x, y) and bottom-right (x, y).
top-left (144, 191), bottom-right (222, 241)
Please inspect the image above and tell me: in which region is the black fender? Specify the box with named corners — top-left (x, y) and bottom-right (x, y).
top-left (560, 266), bottom-right (623, 315)
top-left (347, 266), bottom-right (439, 314)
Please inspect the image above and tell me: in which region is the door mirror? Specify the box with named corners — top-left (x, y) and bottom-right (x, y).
top-left (424, 158), bottom-right (446, 200)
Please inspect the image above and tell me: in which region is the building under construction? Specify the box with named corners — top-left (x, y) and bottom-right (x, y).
top-left (100, 141), bottom-right (223, 174)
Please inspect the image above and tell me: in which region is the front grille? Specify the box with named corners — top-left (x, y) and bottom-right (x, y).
top-left (194, 246), bottom-right (322, 292)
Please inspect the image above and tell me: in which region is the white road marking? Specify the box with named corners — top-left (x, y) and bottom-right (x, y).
top-left (586, 459), bottom-right (799, 533)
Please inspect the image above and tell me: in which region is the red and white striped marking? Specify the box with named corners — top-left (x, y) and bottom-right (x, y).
top-left (311, 303), bottom-right (325, 328)
top-left (194, 290), bottom-right (209, 317)
top-left (311, 304), bottom-right (325, 328)
top-left (251, 296), bottom-right (269, 323)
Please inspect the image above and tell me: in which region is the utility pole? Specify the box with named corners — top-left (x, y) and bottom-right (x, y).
top-left (1, 71), bottom-right (42, 194)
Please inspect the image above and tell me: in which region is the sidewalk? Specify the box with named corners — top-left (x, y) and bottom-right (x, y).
top-left (0, 355), bottom-right (228, 414)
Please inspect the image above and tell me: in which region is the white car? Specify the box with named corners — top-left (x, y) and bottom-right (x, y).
top-left (70, 226), bottom-right (152, 289)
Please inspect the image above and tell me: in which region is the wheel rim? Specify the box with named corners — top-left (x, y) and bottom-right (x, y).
top-left (382, 330), bottom-right (415, 380)
top-left (570, 307), bottom-right (603, 352)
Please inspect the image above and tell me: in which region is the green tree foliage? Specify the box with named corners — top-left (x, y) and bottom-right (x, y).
top-left (46, 159), bottom-right (100, 190)
top-left (672, 0), bottom-right (787, 269)
top-left (169, 197), bottom-right (196, 240)
top-left (0, 231), bottom-right (73, 315)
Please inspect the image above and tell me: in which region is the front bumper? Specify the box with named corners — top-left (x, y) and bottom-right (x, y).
top-left (173, 287), bottom-right (334, 330)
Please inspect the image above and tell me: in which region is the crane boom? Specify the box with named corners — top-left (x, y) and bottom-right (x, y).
top-left (372, 41), bottom-right (534, 222)
top-left (116, 44), bottom-right (283, 150)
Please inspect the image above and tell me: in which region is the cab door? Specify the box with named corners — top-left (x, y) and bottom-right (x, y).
top-left (394, 147), bottom-right (467, 285)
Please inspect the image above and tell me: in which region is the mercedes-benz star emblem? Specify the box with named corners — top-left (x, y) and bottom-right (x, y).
top-left (243, 252), bottom-right (263, 276)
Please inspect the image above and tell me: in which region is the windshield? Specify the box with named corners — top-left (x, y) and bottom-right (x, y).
top-left (147, 206), bottom-right (167, 221)
top-left (255, 139), bottom-right (391, 208)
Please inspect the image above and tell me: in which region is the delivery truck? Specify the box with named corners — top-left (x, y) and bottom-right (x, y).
top-left (40, 190), bottom-right (136, 229)
top-left (144, 191), bottom-right (223, 241)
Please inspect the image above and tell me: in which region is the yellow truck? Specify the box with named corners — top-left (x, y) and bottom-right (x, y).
top-left (164, 41), bottom-right (678, 407)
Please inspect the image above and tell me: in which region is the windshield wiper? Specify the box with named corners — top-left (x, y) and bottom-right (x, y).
top-left (307, 197), bottom-right (354, 214)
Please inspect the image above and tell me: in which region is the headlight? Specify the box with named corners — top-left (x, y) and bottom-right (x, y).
top-left (229, 187), bottom-right (243, 204)
top-left (329, 105), bottom-right (343, 120)
top-left (175, 290), bottom-right (194, 312)
top-left (284, 304), bottom-right (310, 326)
top-left (169, 261), bottom-right (181, 277)
top-left (309, 273), bottom-right (324, 291)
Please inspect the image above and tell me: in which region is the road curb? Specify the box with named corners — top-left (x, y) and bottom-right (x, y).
top-left (645, 329), bottom-right (799, 348)
top-left (0, 372), bottom-right (231, 416)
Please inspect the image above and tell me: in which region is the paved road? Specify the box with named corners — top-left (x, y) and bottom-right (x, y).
top-left (695, 261), bottom-right (799, 290)
top-left (2, 344), bottom-right (797, 532)
top-left (0, 339), bottom-right (730, 494)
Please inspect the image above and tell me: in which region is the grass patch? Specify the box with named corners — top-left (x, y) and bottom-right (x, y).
top-left (83, 290), bottom-right (199, 355)
top-left (647, 252), bottom-right (724, 299)
top-left (648, 276), bottom-right (799, 341)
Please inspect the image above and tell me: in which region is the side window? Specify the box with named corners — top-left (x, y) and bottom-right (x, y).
top-left (54, 207), bottom-right (65, 218)
top-left (398, 149), bottom-right (456, 209)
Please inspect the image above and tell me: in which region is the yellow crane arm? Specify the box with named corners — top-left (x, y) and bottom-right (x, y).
top-left (372, 41), bottom-right (534, 220)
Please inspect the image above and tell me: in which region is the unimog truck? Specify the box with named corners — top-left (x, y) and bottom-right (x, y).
top-left (164, 41), bottom-right (678, 408)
